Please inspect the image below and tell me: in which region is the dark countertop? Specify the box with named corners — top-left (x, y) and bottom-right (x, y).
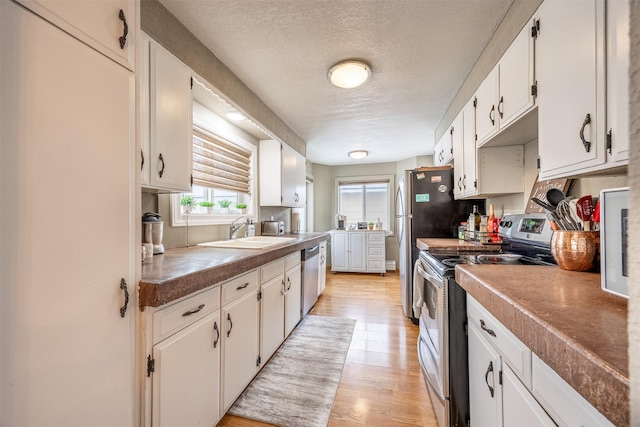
top-left (139, 232), bottom-right (329, 308)
top-left (416, 237), bottom-right (502, 252)
top-left (455, 264), bottom-right (628, 427)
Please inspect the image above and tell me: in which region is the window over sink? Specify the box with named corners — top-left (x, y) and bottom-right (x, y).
top-left (171, 102), bottom-right (257, 226)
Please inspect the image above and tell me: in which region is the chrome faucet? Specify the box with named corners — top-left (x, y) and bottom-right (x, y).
top-left (230, 216), bottom-right (248, 239)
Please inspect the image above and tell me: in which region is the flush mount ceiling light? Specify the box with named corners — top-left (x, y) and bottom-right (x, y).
top-left (225, 110), bottom-right (246, 121)
top-left (328, 60), bottom-right (371, 89)
top-left (348, 150), bottom-right (368, 159)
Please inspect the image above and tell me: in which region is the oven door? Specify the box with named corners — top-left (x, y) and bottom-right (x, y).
top-left (415, 259), bottom-right (448, 394)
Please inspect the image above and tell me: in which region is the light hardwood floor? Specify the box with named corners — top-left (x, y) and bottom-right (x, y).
top-left (217, 270), bottom-right (438, 427)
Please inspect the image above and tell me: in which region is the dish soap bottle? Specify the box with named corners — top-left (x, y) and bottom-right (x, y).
top-left (247, 219), bottom-right (256, 237)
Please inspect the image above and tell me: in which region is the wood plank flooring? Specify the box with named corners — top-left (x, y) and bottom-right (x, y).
top-left (217, 270), bottom-right (437, 427)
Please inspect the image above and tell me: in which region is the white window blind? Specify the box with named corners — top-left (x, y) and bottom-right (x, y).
top-left (192, 127), bottom-right (251, 194)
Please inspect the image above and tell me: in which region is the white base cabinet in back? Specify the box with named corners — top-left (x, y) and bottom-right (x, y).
top-left (1, 2), bottom-right (136, 425)
top-left (331, 230), bottom-right (385, 274)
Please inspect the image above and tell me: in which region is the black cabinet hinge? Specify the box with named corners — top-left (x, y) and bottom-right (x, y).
top-left (257, 291), bottom-right (262, 301)
top-left (531, 19), bottom-right (540, 39)
top-left (606, 129), bottom-right (612, 154)
top-left (474, 179), bottom-right (478, 190)
top-left (473, 97), bottom-right (477, 108)
top-left (147, 355), bottom-right (155, 377)
top-left (537, 157), bottom-right (541, 170)
top-left (190, 77), bottom-right (193, 89)
top-left (190, 174), bottom-right (193, 187)
top-left (450, 126), bottom-right (454, 135)
top-left (499, 370), bottom-right (503, 385)
top-left (531, 82), bottom-right (538, 97)
top-left (256, 356), bottom-right (262, 367)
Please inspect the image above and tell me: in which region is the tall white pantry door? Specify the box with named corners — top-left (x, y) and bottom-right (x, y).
top-left (0, 2), bottom-right (136, 425)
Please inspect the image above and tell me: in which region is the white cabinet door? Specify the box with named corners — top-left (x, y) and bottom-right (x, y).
top-left (260, 140), bottom-right (305, 207)
top-left (152, 312), bottom-right (221, 427)
top-left (149, 41), bottom-right (193, 191)
top-left (294, 149), bottom-right (307, 207)
top-left (537, 0), bottom-right (606, 179)
top-left (503, 364), bottom-right (556, 427)
top-left (16, 0), bottom-right (136, 70)
top-left (498, 23), bottom-right (535, 130)
top-left (434, 128), bottom-right (453, 167)
top-left (462, 99), bottom-right (478, 198)
top-left (606, 0), bottom-right (630, 165)
top-left (468, 323), bottom-right (502, 427)
top-left (318, 241), bottom-right (327, 294)
top-left (261, 275), bottom-right (285, 362)
top-left (331, 231), bottom-right (349, 272)
top-left (475, 66), bottom-right (499, 144)
top-left (1, 3), bottom-right (135, 425)
top-left (284, 263), bottom-right (302, 336)
top-left (281, 143), bottom-right (299, 206)
top-left (348, 232), bottom-right (367, 272)
top-left (140, 33), bottom-right (151, 187)
top-left (222, 289), bottom-right (259, 411)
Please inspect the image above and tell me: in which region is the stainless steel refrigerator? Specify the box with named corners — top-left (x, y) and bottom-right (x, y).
top-left (396, 167), bottom-right (484, 320)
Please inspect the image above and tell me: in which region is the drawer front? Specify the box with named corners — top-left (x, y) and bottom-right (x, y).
top-left (222, 270), bottom-right (259, 306)
top-left (367, 259), bottom-right (385, 271)
top-left (260, 258), bottom-right (284, 284)
top-left (367, 231), bottom-right (384, 243)
top-left (531, 354), bottom-right (614, 427)
top-left (153, 286), bottom-right (221, 343)
top-left (367, 245), bottom-right (384, 258)
top-left (284, 252), bottom-right (300, 271)
top-left (467, 295), bottom-right (532, 387)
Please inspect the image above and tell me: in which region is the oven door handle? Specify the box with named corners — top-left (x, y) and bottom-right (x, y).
top-left (416, 262), bottom-right (443, 289)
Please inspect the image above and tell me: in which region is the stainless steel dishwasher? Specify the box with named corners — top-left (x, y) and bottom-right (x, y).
top-left (301, 244), bottom-right (320, 316)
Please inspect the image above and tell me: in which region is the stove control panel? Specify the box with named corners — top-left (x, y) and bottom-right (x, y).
top-left (499, 213), bottom-right (553, 245)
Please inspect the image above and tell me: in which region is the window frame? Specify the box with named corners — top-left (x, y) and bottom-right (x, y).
top-left (170, 102), bottom-right (257, 227)
top-left (334, 174), bottom-right (394, 233)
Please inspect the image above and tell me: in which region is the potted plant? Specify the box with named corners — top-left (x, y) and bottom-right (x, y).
top-left (218, 199), bottom-right (232, 214)
top-left (199, 201), bottom-right (214, 213)
top-left (367, 222), bottom-right (374, 230)
top-left (235, 203), bottom-right (247, 214)
top-left (180, 195), bottom-right (196, 214)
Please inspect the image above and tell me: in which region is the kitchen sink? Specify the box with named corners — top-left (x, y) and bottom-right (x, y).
top-left (197, 236), bottom-right (297, 249)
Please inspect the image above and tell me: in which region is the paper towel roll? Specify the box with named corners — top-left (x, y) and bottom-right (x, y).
top-left (292, 212), bottom-right (300, 233)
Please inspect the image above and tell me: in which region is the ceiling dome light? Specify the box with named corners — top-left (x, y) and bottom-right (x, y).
top-left (348, 150), bottom-right (368, 159)
top-left (328, 60), bottom-right (371, 89)
top-left (225, 111), bottom-right (246, 121)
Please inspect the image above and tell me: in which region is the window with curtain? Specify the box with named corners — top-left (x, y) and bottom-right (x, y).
top-left (337, 176), bottom-right (391, 229)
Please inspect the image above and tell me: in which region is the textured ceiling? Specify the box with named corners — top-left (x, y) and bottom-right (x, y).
top-left (158, 0), bottom-right (514, 166)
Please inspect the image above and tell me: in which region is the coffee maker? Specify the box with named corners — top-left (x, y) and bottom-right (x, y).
top-left (142, 212), bottom-right (164, 254)
top-left (336, 214), bottom-right (347, 230)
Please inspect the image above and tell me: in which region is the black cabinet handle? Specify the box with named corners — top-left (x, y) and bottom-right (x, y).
top-left (286, 277), bottom-right (292, 292)
top-left (118, 10), bottom-right (128, 49)
top-left (226, 313), bottom-right (233, 337)
top-left (182, 304), bottom-right (205, 317)
top-left (489, 104), bottom-right (495, 126)
top-left (158, 153), bottom-right (165, 178)
top-left (579, 113), bottom-right (592, 153)
top-left (480, 319), bottom-right (497, 337)
top-left (236, 282), bottom-right (250, 291)
top-left (281, 279), bottom-right (286, 295)
top-left (498, 96), bottom-right (504, 119)
top-left (119, 278), bottom-right (129, 318)
top-left (485, 361), bottom-right (495, 397)
top-left (141, 149), bottom-right (144, 171)
top-left (213, 321), bottom-right (220, 348)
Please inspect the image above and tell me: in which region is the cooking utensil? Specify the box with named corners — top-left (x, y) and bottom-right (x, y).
top-left (546, 188), bottom-right (566, 208)
top-left (531, 197), bottom-right (556, 212)
top-left (556, 199), bottom-right (581, 230)
top-left (592, 199), bottom-right (600, 230)
top-left (576, 195), bottom-right (593, 231)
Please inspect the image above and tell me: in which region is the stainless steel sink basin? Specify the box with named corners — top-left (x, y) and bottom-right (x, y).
top-left (197, 236), bottom-right (297, 249)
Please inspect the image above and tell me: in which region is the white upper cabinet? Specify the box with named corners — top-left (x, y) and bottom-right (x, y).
top-left (434, 127), bottom-right (453, 167)
top-left (146, 37), bottom-right (193, 192)
top-left (452, 108), bottom-right (467, 199)
top-left (605, 0), bottom-right (630, 165)
top-left (536, 0), bottom-right (609, 179)
top-left (476, 22), bottom-right (536, 147)
top-left (16, 0), bottom-right (136, 70)
top-left (260, 140), bottom-right (306, 208)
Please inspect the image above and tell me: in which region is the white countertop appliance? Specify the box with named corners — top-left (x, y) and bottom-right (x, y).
top-left (600, 187), bottom-right (629, 298)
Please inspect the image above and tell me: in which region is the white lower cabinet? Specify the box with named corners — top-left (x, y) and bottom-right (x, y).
top-left (260, 253), bottom-right (302, 363)
top-left (318, 240), bottom-right (327, 295)
top-left (331, 230), bottom-right (385, 274)
top-left (152, 311), bottom-right (221, 427)
top-left (467, 295), bottom-right (614, 427)
top-left (221, 271), bottom-right (260, 412)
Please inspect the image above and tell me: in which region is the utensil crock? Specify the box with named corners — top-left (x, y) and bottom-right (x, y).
top-left (550, 230), bottom-right (600, 272)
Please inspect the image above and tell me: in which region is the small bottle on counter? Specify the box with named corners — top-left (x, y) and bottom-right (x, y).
top-left (247, 219), bottom-right (256, 237)
top-left (472, 205), bottom-right (481, 231)
top-left (459, 222), bottom-right (467, 240)
top-left (479, 216), bottom-right (489, 243)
